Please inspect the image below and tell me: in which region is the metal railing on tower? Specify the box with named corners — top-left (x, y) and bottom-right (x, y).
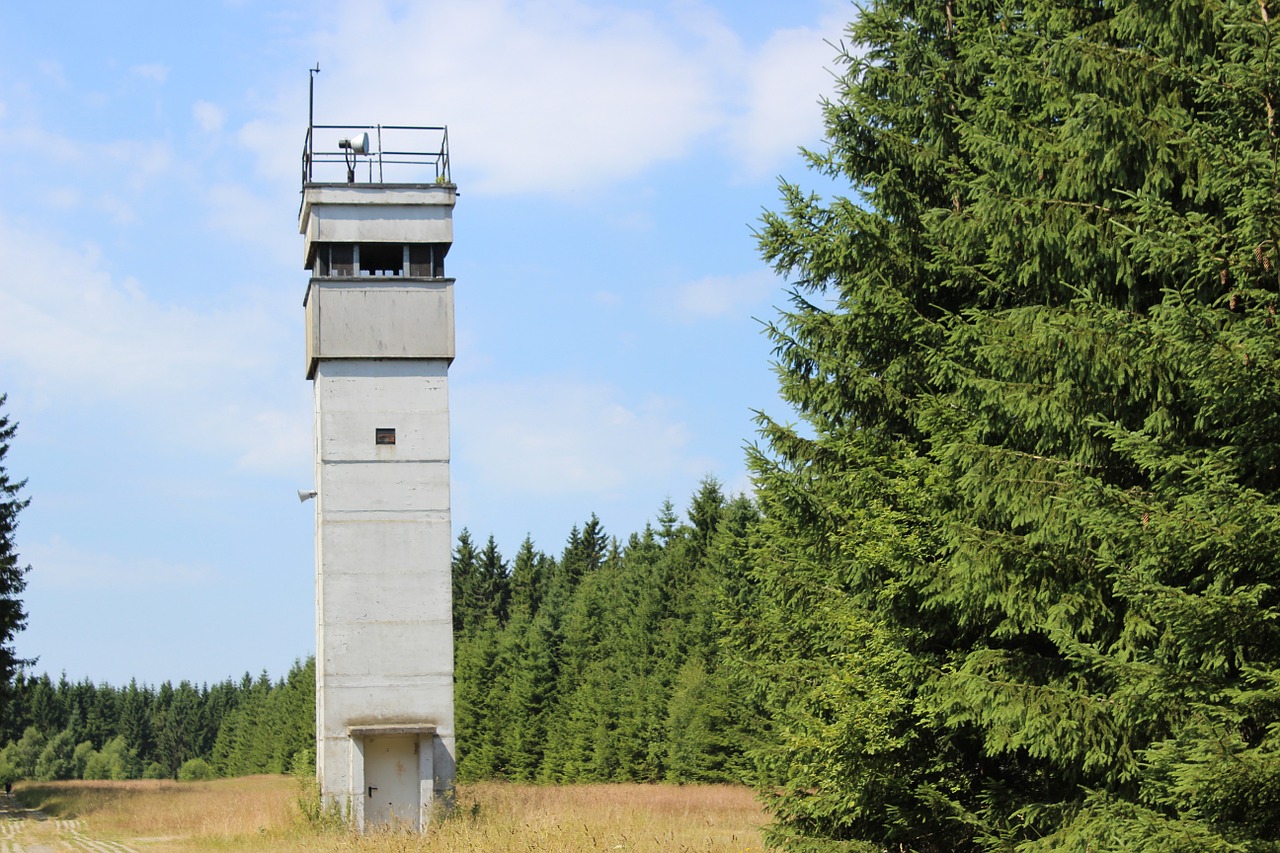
top-left (302, 122), bottom-right (451, 186)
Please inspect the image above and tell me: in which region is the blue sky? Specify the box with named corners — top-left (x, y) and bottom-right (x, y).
top-left (0, 0), bottom-right (847, 686)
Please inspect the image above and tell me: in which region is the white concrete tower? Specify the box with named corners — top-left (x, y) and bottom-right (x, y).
top-left (300, 116), bottom-right (456, 831)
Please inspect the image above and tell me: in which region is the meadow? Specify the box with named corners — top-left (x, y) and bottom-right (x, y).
top-left (8, 776), bottom-right (767, 852)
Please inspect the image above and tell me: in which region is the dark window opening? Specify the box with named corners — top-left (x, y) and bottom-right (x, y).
top-left (360, 244), bottom-right (403, 277)
top-left (409, 244), bottom-right (447, 277)
top-left (315, 242), bottom-right (448, 278)
top-left (316, 244), bottom-right (354, 277)
top-left (375, 428), bottom-right (396, 446)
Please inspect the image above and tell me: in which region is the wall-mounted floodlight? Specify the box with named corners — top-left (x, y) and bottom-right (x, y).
top-left (298, 489), bottom-right (318, 503)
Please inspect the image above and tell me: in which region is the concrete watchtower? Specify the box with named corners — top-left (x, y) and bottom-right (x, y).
top-left (300, 107), bottom-right (457, 831)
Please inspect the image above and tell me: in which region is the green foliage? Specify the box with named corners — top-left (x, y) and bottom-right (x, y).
top-left (0, 746), bottom-right (16, 784)
top-left (664, 656), bottom-right (737, 783)
top-left (34, 729), bottom-right (77, 781)
top-left (211, 660), bottom-right (315, 777)
top-left (177, 757), bottom-right (216, 782)
top-left (7, 727), bottom-right (44, 779)
top-left (0, 658), bottom-right (314, 783)
top-left (293, 773), bottom-right (348, 830)
top-left (739, 0), bottom-right (1280, 850)
top-left (70, 740), bottom-right (93, 779)
top-left (454, 482), bottom-right (756, 785)
top-left (453, 530), bottom-right (512, 635)
top-left (0, 396), bottom-right (31, 691)
top-left (154, 680), bottom-right (201, 778)
top-left (289, 744), bottom-right (315, 778)
top-left (82, 736), bottom-right (138, 780)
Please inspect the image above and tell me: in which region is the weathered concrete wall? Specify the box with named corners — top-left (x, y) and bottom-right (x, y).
top-left (304, 280), bottom-right (455, 378)
top-left (303, 180), bottom-right (458, 831)
top-left (300, 184), bottom-right (456, 263)
top-left (314, 358), bottom-right (455, 826)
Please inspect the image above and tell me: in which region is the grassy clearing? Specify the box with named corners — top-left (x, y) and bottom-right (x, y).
top-left (13, 776), bottom-right (768, 852)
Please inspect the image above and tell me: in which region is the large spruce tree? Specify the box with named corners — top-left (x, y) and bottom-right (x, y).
top-left (741, 1), bottom-right (1280, 851)
top-left (0, 396), bottom-right (30, 690)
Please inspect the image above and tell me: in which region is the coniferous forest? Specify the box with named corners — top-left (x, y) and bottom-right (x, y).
top-left (0, 482), bottom-right (755, 788)
top-left (5, 2), bottom-right (1280, 851)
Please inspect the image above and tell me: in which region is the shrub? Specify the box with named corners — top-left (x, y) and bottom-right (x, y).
top-left (34, 730), bottom-right (76, 781)
top-left (84, 737), bottom-right (138, 780)
top-left (71, 741), bottom-right (94, 779)
top-left (177, 757), bottom-right (216, 781)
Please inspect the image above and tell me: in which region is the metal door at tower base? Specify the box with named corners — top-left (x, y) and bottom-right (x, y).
top-left (364, 734), bottom-right (420, 830)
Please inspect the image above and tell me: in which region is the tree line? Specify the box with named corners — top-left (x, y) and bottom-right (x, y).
top-left (452, 479), bottom-right (756, 783)
top-left (0, 659), bottom-right (313, 783)
top-left (0, 481), bottom-right (755, 787)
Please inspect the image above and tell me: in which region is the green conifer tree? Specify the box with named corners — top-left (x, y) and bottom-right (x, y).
top-left (0, 396), bottom-right (31, 692)
top-left (479, 535), bottom-right (511, 626)
top-left (497, 608), bottom-right (557, 780)
top-left (741, 1), bottom-right (1280, 850)
top-left (451, 529), bottom-right (482, 634)
top-left (117, 679), bottom-right (155, 764)
top-left (508, 536), bottom-right (551, 619)
top-left (454, 622), bottom-right (505, 779)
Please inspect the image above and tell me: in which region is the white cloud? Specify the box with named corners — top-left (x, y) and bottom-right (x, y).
top-left (37, 60), bottom-right (67, 87)
top-left (216, 398), bottom-right (313, 477)
top-left (454, 378), bottom-right (696, 498)
top-left (295, 0), bottom-right (721, 194)
top-left (237, 116), bottom-right (301, 187)
top-left (0, 216), bottom-right (307, 477)
top-left (9, 124), bottom-right (84, 164)
top-left (25, 536), bottom-right (216, 589)
top-left (193, 100), bottom-right (226, 133)
top-left (103, 138), bottom-right (176, 193)
top-left (45, 187), bottom-right (80, 209)
top-left (0, 217), bottom-right (272, 397)
top-left (230, 0), bottom-right (841, 196)
top-left (131, 63), bottom-right (170, 83)
top-left (8, 124), bottom-right (175, 192)
top-left (723, 10), bottom-right (847, 177)
top-left (668, 268), bottom-right (779, 321)
top-left (204, 182), bottom-right (299, 264)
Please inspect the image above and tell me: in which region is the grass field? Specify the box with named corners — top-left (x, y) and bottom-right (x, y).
top-left (9, 776), bottom-right (768, 852)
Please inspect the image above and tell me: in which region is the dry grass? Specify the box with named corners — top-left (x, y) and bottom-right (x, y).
top-left (12, 776), bottom-right (768, 853)
top-left (20, 775), bottom-right (292, 841)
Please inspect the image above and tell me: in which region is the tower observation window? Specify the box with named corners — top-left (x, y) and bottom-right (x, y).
top-left (316, 244), bottom-right (354, 277)
top-left (313, 243), bottom-right (447, 278)
top-left (360, 244), bottom-right (403, 277)
top-left (409, 245), bottom-right (445, 277)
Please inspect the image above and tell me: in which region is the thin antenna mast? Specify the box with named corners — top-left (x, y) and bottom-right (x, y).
top-left (310, 63), bottom-right (320, 130)
top-left (306, 64), bottom-right (320, 183)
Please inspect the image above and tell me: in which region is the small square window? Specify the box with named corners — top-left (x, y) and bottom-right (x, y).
top-left (375, 428), bottom-right (396, 446)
